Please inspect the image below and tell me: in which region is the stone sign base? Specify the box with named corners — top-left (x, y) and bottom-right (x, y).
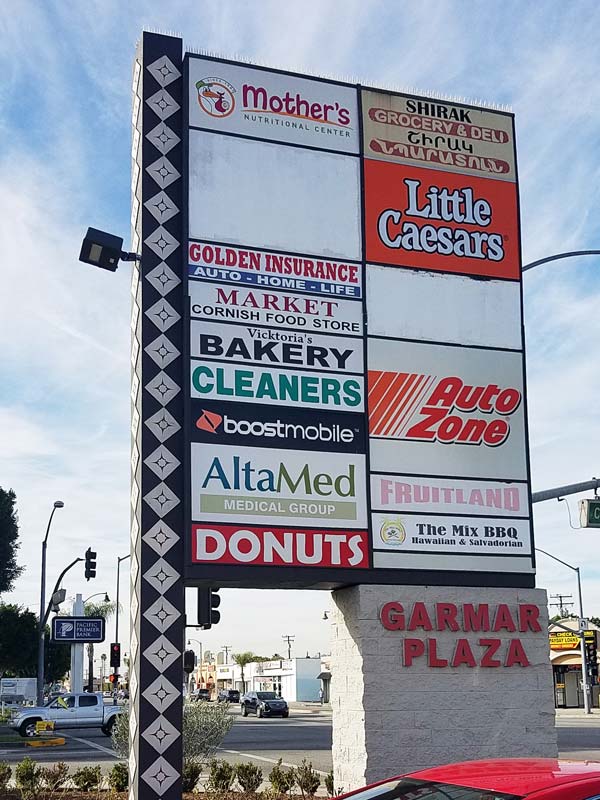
top-left (330, 584), bottom-right (557, 791)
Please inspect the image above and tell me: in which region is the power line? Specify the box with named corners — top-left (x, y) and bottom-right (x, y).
top-left (550, 593), bottom-right (574, 617)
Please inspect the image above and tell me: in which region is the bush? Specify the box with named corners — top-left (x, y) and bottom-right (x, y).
top-left (295, 760), bottom-right (320, 798)
top-left (325, 770), bottom-right (335, 797)
top-left (40, 761), bottom-right (69, 791)
top-left (15, 757), bottom-right (42, 797)
top-left (111, 701), bottom-right (234, 762)
top-left (108, 762), bottom-right (129, 792)
top-left (236, 761), bottom-right (263, 793)
top-left (71, 765), bottom-right (102, 792)
top-left (0, 762), bottom-right (11, 793)
top-left (182, 759), bottom-right (202, 793)
top-left (207, 758), bottom-right (236, 793)
top-left (269, 759), bottom-right (296, 795)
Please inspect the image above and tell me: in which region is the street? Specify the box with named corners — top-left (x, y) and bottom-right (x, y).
top-left (1, 708), bottom-right (598, 772)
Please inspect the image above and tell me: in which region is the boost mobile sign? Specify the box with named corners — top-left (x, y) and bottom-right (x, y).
top-left (179, 53), bottom-right (534, 587)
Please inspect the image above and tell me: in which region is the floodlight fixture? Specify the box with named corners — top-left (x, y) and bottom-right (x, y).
top-left (79, 227), bottom-right (139, 272)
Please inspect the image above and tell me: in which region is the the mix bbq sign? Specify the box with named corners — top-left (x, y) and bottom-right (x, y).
top-left (183, 55), bottom-right (533, 588)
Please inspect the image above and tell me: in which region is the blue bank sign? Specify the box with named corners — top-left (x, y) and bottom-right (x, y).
top-left (51, 617), bottom-right (105, 643)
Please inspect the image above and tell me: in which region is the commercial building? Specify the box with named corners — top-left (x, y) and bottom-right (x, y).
top-left (550, 619), bottom-right (600, 708)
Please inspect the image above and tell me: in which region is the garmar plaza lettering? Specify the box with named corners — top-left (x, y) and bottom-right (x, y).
top-left (381, 601), bottom-right (542, 668)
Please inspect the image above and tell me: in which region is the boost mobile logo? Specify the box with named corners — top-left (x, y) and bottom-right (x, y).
top-left (196, 410), bottom-right (356, 444)
top-left (377, 178), bottom-right (505, 262)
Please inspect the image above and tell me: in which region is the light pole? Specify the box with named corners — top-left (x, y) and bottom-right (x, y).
top-left (536, 547), bottom-right (591, 714)
top-left (114, 554), bottom-right (130, 705)
top-left (523, 249), bottom-right (600, 272)
top-left (83, 593), bottom-right (110, 693)
top-left (84, 592), bottom-right (110, 604)
top-left (37, 500), bottom-right (65, 706)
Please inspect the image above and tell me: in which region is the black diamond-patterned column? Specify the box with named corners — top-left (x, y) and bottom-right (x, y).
top-left (130, 32), bottom-right (185, 800)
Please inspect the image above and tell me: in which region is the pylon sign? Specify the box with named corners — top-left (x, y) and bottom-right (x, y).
top-left (130, 32), bottom-right (534, 798)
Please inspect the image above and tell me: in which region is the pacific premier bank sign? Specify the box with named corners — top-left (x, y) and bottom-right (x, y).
top-left (182, 55), bottom-right (533, 588)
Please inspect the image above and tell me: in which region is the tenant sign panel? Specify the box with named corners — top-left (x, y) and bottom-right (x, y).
top-left (176, 53), bottom-right (533, 588)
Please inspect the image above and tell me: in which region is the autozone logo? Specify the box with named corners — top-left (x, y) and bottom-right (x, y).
top-left (196, 410), bottom-right (357, 444)
top-left (368, 372), bottom-right (521, 446)
top-left (191, 525), bottom-right (368, 568)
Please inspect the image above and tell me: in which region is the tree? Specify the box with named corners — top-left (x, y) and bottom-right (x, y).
top-left (232, 652), bottom-right (258, 692)
top-left (84, 600), bottom-right (117, 690)
top-left (0, 488), bottom-right (23, 595)
top-left (0, 603), bottom-right (70, 683)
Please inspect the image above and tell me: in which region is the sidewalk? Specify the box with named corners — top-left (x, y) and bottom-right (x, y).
top-left (556, 707), bottom-right (600, 719)
top-left (289, 701), bottom-right (332, 714)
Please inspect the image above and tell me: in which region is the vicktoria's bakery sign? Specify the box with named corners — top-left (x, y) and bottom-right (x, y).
top-left (380, 601), bottom-right (541, 667)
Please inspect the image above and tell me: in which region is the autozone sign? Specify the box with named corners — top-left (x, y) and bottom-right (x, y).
top-left (191, 321), bottom-right (364, 373)
top-left (191, 524), bottom-right (369, 568)
top-left (189, 281), bottom-right (362, 335)
top-left (369, 372), bottom-right (521, 446)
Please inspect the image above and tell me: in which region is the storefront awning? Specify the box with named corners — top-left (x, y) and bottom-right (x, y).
top-left (317, 671), bottom-right (331, 680)
top-left (552, 653), bottom-right (582, 666)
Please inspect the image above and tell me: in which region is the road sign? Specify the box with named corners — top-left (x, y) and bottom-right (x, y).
top-left (579, 498), bottom-right (600, 527)
top-left (51, 616), bottom-right (105, 643)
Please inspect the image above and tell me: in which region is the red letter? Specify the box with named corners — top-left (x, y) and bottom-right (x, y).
top-left (463, 603), bottom-right (490, 631)
top-left (451, 639), bottom-right (476, 667)
top-left (436, 603), bottom-right (459, 631)
top-left (408, 602), bottom-right (433, 631)
top-left (380, 602), bottom-right (404, 631)
top-left (427, 639), bottom-right (448, 668)
top-left (518, 604), bottom-right (541, 633)
top-left (403, 638), bottom-right (425, 666)
top-left (505, 639), bottom-right (530, 667)
top-left (479, 638), bottom-right (502, 667)
top-left (189, 243), bottom-right (202, 262)
top-left (426, 376), bottom-right (463, 408)
top-left (492, 604), bottom-right (517, 632)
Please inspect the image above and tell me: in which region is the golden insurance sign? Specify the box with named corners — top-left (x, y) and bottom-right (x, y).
top-left (549, 630), bottom-right (596, 651)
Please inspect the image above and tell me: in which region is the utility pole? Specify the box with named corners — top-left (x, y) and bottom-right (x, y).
top-left (282, 634), bottom-right (295, 660)
top-left (222, 645), bottom-right (231, 663)
top-left (550, 593), bottom-right (575, 618)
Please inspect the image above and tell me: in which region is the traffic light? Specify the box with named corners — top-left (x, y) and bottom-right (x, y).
top-left (585, 636), bottom-right (597, 679)
top-left (198, 587), bottom-right (221, 630)
top-left (110, 643), bottom-right (121, 669)
top-left (108, 673), bottom-right (117, 684)
top-left (183, 650), bottom-right (196, 674)
top-left (84, 547), bottom-right (97, 581)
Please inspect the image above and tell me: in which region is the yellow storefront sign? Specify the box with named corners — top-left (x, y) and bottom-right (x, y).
top-left (549, 630), bottom-right (596, 651)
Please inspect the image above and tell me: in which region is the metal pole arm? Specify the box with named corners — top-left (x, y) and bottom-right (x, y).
top-left (532, 478), bottom-right (600, 504)
top-left (43, 558), bottom-right (84, 627)
top-left (523, 250), bottom-right (600, 272)
top-left (535, 547), bottom-right (576, 573)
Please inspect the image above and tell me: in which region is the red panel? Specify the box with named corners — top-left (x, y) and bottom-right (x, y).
top-left (191, 524), bottom-right (369, 568)
top-left (364, 160), bottom-right (520, 280)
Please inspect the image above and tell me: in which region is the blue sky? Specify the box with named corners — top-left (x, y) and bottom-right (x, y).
top-left (1, 1), bottom-right (600, 661)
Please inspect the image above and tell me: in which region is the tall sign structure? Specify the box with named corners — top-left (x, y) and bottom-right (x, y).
top-left (131, 33), bottom-right (552, 799)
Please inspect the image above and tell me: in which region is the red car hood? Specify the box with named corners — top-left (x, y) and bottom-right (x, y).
top-left (409, 758), bottom-right (600, 795)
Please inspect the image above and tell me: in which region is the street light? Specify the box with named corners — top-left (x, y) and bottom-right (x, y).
top-left (536, 547), bottom-right (591, 714)
top-left (37, 500), bottom-right (65, 706)
top-left (79, 227), bottom-right (139, 272)
top-left (113, 554), bottom-right (130, 706)
top-left (84, 592), bottom-right (110, 604)
top-left (523, 250), bottom-right (600, 273)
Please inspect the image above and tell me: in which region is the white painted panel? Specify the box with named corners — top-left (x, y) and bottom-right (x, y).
top-left (371, 474), bottom-right (528, 517)
top-left (372, 551), bottom-right (534, 572)
top-left (189, 131), bottom-right (362, 260)
top-left (367, 265), bottom-right (522, 349)
top-left (188, 58), bottom-right (359, 153)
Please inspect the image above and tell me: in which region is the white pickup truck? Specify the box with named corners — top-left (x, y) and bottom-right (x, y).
top-left (11, 692), bottom-right (122, 737)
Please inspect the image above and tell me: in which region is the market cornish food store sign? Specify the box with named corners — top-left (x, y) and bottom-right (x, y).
top-left (180, 53), bottom-right (534, 588)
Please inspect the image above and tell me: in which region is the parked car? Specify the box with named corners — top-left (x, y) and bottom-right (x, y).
top-left (11, 692), bottom-right (122, 737)
top-left (191, 688), bottom-right (211, 702)
top-left (338, 759), bottom-right (600, 800)
top-left (217, 689), bottom-right (240, 703)
top-left (241, 691), bottom-right (288, 718)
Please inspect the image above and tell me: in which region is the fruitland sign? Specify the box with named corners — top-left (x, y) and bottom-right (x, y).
top-left (134, 40), bottom-right (534, 593)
